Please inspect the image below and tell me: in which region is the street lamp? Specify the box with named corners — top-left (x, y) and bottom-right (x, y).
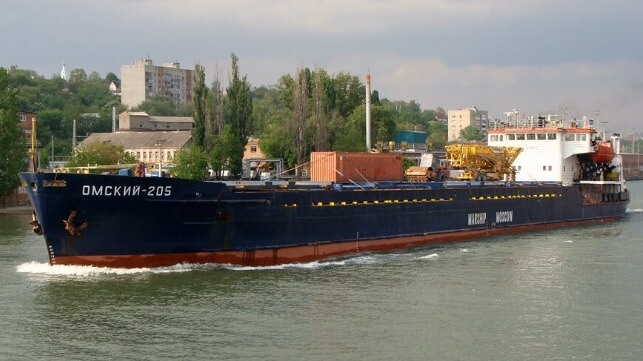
top-left (155, 139), bottom-right (166, 177)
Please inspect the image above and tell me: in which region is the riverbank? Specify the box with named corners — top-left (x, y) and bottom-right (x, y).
top-left (0, 206), bottom-right (33, 215)
top-left (0, 189), bottom-right (30, 211)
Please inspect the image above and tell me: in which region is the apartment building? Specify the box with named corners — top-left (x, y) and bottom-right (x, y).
top-left (120, 59), bottom-right (193, 108)
top-left (447, 106), bottom-right (488, 142)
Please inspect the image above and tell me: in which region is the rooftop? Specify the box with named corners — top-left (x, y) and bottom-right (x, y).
top-left (78, 131), bottom-right (192, 149)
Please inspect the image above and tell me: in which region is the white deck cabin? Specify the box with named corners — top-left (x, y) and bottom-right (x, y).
top-left (487, 114), bottom-right (621, 185)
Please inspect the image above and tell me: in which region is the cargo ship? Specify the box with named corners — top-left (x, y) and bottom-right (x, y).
top-left (20, 114), bottom-right (630, 268)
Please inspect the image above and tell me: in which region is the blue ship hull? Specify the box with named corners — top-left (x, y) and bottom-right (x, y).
top-left (19, 172), bottom-right (630, 267)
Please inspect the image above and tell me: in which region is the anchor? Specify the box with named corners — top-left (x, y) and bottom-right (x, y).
top-left (63, 210), bottom-right (88, 237)
top-left (29, 212), bottom-right (43, 235)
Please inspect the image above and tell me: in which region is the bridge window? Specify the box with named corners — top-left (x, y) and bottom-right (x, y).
top-left (527, 134), bottom-right (536, 140)
top-left (507, 134), bottom-right (515, 140)
top-left (516, 134), bottom-right (525, 140)
top-left (537, 133), bottom-right (546, 140)
top-left (547, 133), bottom-right (557, 140)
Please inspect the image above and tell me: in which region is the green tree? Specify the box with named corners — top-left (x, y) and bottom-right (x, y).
top-left (249, 96), bottom-right (278, 138)
top-left (69, 68), bottom-right (87, 84)
top-left (312, 69), bottom-right (329, 151)
top-left (382, 99), bottom-right (435, 133)
top-left (275, 74), bottom-right (295, 110)
top-left (75, 77), bottom-right (114, 107)
top-left (105, 72), bottom-right (119, 85)
top-left (209, 125), bottom-right (244, 178)
top-left (254, 105), bottom-right (295, 166)
top-left (225, 53), bottom-right (253, 175)
top-left (459, 125), bottom-right (485, 141)
top-left (291, 68), bottom-right (309, 174)
top-left (35, 109), bottom-right (65, 144)
top-left (334, 104), bottom-right (394, 152)
top-left (130, 95), bottom-right (192, 116)
top-left (259, 123), bottom-right (297, 168)
top-left (192, 64), bottom-right (207, 149)
top-left (41, 136), bottom-right (72, 167)
top-left (67, 141), bottom-right (136, 168)
top-left (172, 145), bottom-right (209, 180)
top-left (426, 120), bottom-right (448, 150)
top-left (331, 72), bottom-right (364, 118)
top-left (226, 53), bottom-right (253, 144)
top-left (209, 69), bottom-right (225, 136)
top-left (0, 67), bottom-right (28, 195)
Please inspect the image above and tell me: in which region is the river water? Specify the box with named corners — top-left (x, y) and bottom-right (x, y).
top-left (1, 182), bottom-right (642, 361)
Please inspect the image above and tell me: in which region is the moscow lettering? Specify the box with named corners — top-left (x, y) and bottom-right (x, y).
top-left (495, 210), bottom-right (513, 223)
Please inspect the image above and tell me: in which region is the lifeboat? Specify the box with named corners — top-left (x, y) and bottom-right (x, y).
top-left (592, 141), bottom-right (615, 164)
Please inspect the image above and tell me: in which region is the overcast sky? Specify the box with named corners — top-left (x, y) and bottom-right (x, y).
top-left (2, 0), bottom-right (642, 133)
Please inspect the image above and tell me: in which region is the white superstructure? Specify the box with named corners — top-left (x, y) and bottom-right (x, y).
top-left (487, 113), bottom-right (624, 187)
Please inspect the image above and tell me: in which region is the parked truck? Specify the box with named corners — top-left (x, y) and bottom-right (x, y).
top-left (405, 153), bottom-right (448, 182)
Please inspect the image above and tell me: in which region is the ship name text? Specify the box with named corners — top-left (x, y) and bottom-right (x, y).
top-left (495, 210), bottom-right (513, 223)
top-left (468, 212), bottom-right (486, 225)
top-left (82, 185), bottom-right (172, 197)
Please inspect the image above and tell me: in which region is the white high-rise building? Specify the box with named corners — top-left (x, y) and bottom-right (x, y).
top-left (447, 106), bottom-right (489, 142)
top-left (120, 59), bottom-right (193, 108)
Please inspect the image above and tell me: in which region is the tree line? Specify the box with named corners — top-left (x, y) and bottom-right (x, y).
top-left (0, 68), bottom-right (28, 196)
top-left (1, 56), bottom-right (452, 190)
top-left (175, 54), bottom-right (450, 179)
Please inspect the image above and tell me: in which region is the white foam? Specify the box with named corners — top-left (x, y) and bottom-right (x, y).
top-left (346, 255), bottom-right (378, 265)
top-left (15, 261), bottom-right (192, 276)
top-left (461, 248), bottom-right (469, 252)
top-left (626, 208), bottom-right (643, 213)
top-left (15, 254), bottom-right (383, 276)
top-left (419, 253), bottom-right (439, 259)
top-left (227, 262), bottom-right (325, 271)
top-left (226, 259), bottom-right (353, 271)
top-left (564, 240), bottom-right (573, 243)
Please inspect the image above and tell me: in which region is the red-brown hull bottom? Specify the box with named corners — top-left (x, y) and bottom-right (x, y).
top-left (51, 217), bottom-right (620, 268)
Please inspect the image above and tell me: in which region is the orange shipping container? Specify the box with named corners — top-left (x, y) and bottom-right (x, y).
top-left (310, 152), bottom-right (403, 182)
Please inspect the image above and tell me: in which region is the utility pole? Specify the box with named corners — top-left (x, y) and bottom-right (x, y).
top-left (72, 119), bottom-right (77, 149)
top-left (365, 73), bottom-right (371, 152)
top-left (30, 117), bottom-right (37, 172)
